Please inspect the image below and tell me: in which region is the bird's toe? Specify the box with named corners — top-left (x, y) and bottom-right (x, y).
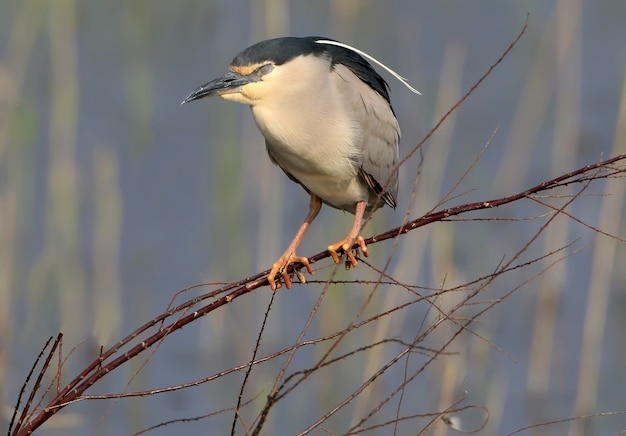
top-left (267, 253), bottom-right (313, 291)
top-left (328, 235), bottom-right (368, 269)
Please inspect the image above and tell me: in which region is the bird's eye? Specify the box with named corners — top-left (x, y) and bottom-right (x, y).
top-left (257, 63), bottom-right (274, 76)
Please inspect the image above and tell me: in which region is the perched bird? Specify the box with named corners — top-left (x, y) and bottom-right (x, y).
top-left (183, 36), bottom-right (417, 290)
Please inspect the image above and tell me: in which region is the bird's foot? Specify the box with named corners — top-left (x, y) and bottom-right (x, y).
top-left (268, 252), bottom-right (314, 291)
top-left (328, 235), bottom-right (368, 270)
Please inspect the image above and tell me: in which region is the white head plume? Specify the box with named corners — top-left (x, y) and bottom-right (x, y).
top-left (315, 39), bottom-right (421, 95)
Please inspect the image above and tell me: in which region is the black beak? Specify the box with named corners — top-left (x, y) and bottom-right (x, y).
top-left (181, 71), bottom-right (258, 104)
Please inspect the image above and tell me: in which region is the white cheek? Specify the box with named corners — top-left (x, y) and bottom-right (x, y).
top-left (221, 92), bottom-right (253, 105)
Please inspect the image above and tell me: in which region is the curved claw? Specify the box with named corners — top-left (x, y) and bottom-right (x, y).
top-left (327, 235), bottom-right (368, 268)
top-left (267, 253), bottom-right (314, 291)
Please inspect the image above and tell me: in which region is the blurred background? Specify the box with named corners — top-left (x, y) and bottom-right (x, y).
top-left (1, 0), bottom-right (625, 434)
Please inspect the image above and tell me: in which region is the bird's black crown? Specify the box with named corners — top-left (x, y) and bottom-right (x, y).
top-left (231, 37), bottom-right (392, 104)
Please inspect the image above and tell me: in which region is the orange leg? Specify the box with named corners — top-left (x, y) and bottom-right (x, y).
top-left (268, 194), bottom-right (322, 290)
top-left (327, 200), bottom-right (369, 268)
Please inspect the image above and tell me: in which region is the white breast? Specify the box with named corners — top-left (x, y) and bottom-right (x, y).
top-left (249, 60), bottom-right (373, 211)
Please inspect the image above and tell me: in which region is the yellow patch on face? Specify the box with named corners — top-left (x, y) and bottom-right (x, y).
top-left (230, 63), bottom-right (265, 77)
top-left (238, 81), bottom-right (263, 103)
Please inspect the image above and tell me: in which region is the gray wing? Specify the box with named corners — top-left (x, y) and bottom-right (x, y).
top-left (334, 65), bottom-right (401, 209)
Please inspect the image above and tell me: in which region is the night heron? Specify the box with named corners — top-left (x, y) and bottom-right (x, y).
top-left (182, 36), bottom-right (419, 290)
